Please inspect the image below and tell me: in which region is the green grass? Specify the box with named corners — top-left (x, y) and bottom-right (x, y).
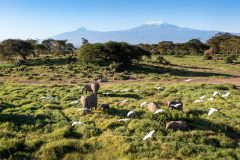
top-left (0, 82), bottom-right (239, 160)
top-left (0, 55), bottom-right (239, 84)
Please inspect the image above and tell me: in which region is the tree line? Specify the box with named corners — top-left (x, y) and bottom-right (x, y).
top-left (0, 32), bottom-right (240, 67)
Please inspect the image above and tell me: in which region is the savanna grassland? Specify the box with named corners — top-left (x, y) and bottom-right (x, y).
top-left (0, 55), bottom-right (240, 160)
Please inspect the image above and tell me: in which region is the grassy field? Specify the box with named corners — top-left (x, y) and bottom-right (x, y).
top-left (0, 56), bottom-right (240, 160)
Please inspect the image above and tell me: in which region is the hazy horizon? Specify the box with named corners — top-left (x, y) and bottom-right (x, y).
top-left (1, 0), bottom-right (240, 40)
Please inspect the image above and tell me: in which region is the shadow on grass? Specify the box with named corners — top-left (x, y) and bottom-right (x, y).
top-left (171, 64), bottom-right (214, 70)
top-left (101, 93), bottom-right (141, 100)
top-left (0, 102), bottom-right (15, 112)
top-left (24, 57), bottom-right (76, 66)
top-left (185, 117), bottom-right (240, 141)
top-left (186, 109), bottom-right (207, 116)
top-left (0, 113), bottom-right (51, 126)
top-left (130, 63), bottom-right (236, 77)
top-left (0, 113), bottom-right (37, 125)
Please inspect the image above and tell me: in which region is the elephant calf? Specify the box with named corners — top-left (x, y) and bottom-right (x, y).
top-left (80, 94), bottom-right (97, 114)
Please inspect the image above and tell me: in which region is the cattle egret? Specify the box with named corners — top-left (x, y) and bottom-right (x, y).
top-left (221, 92), bottom-right (230, 98)
top-left (70, 100), bottom-right (79, 105)
top-left (121, 99), bottom-right (128, 103)
top-left (118, 118), bottom-right (130, 122)
top-left (127, 111), bottom-right (135, 117)
top-left (39, 95), bottom-right (55, 101)
top-left (170, 103), bottom-right (182, 108)
top-left (184, 79), bottom-right (192, 82)
top-left (199, 95), bottom-right (206, 99)
top-left (155, 86), bottom-right (165, 90)
top-left (102, 92), bottom-right (110, 96)
top-left (154, 109), bottom-right (165, 114)
top-left (194, 99), bottom-right (204, 103)
top-left (121, 89), bottom-right (130, 92)
top-left (72, 121), bottom-right (83, 126)
top-left (208, 108), bottom-right (218, 116)
top-left (140, 101), bottom-right (147, 107)
top-left (112, 90), bottom-right (119, 93)
top-left (213, 91), bottom-right (220, 96)
top-left (208, 97), bottom-right (214, 101)
top-left (143, 130), bottom-right (155, 141)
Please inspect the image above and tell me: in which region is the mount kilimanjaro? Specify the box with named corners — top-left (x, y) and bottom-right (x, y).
top-left (52, 22), bottom-right (230, 46)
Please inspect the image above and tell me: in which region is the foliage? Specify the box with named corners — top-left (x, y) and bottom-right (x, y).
top-left (0, 39), bottom-right (34, 62)
top-left (77, 41), bottom-right (151, 69)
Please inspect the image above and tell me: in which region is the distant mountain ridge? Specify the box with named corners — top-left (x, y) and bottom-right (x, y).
top-left (52, 21), bottom-right (237, 46)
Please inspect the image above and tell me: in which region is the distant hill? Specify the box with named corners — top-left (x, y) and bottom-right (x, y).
top-left (52, 21), bottom-right (236, 46)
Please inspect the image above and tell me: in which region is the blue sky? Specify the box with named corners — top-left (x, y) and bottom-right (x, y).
top-left (0, 0), bottom-right (240, 40)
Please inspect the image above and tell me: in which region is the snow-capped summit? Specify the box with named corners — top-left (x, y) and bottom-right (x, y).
top-left (130, 21), bottom-right (192, 32)
top-left (144, 21), bottom-right (168, 25)
top-left (52, 21), bottom-right (235, 46)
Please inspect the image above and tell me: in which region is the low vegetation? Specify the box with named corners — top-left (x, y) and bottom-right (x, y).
top-left (0, 82), bottom-right (239, 159)
top-left (0, 32), bottom-right (240, 160)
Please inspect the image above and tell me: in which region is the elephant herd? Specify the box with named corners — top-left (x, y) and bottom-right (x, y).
top-left (80, 81), bottom-right (188, 131)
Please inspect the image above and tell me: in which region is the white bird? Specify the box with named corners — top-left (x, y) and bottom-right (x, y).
top-left (102, 92), bottom-right (110, 96)
top-left (118, 118), bottom-right (130, 122)
top-left (39, 95), bottom-right (55, 101)
top-left (71, 121), bottom-right (83, 126)
top-left (194, 99), bottom-right (204, 103)
top-left (69, 100), bottom-right (79, 105)
top-left (143, 130), bottom-right (155, 141)
top-left (199, 95), bottom-right (206, 100)
top-left (140, 101), bottom-right (147, 107)
top-left (170, 103), bottom-right (182, 108)
top-left (184, 79), bottom-right (192, 82)
top-left (155, 86), bottom-right (165, 90)
top-left (208, 97), bottom-right (214, 101)
top-left (208, 108), bottom-right (218, 116)
top-left (121, 89), bottom-right (130, 92)
top-left (221, 92), bottom-right (230, 98)
top-left (213, 91), bottom-right (221, 97)
top-left (112, 90), bottom-right (119, 93)
top-left (154, 109), bottom-right (165, 114)
top-left (127, 111), bottom-right (135, 117)
top-left (121, 99), bottom-right (128, 103)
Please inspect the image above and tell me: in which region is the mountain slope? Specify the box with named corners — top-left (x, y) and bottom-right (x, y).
top-left (52, 22), bottom-right (225, 46)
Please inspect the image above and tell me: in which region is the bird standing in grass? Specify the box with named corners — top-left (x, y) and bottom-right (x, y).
top-left (194, 99), bottom-right (204, 103)
top-left (221, 92), bottom-right (230, 98)
top-left (199, 95), bottom-right (206, 99)
top-left (208, 97), bottom-right (214, 101)
top-left (184, 79), bottom-right (192, 82)
top-left (208, 108), bottom-right (218, 116)
top-left (143, 130), bottom-right (155, 141)
top-left (127, 111), bottom-right (135, 117)
top-left (118, 118), bottom-right (130, 122)
top-left (140, 101), bottom-right (147, 107)
top-left (213, 91), bottom-right (220, 97)
top-left (72, 121), bottom-right (83, 126)
top-left (154, 109), bottom-right (165, 114)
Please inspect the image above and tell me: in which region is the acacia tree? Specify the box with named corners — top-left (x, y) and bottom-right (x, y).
top-left (0, 39), bottom-right (34, 62)
top-left (206, 33), bottom-right (240, 63)
top-left (77, 41), bottom-right (150, 69)
top-left (41, 39), bottom-right (74, 56)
